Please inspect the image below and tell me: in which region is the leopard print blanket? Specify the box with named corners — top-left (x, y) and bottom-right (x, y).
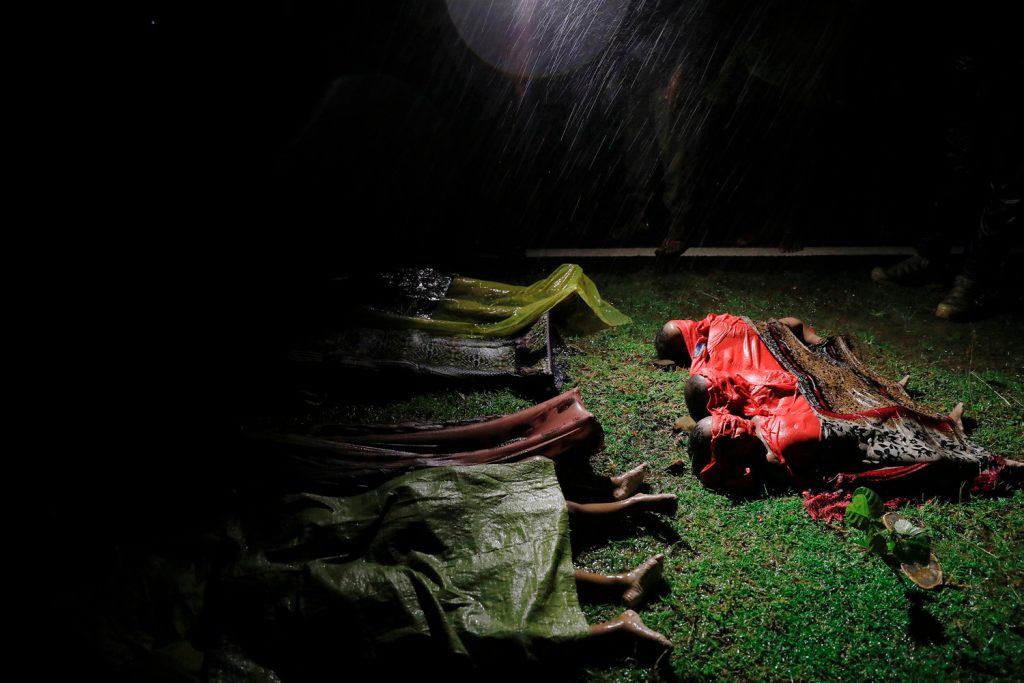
top-left (750, 318), bottom-right (995, 469)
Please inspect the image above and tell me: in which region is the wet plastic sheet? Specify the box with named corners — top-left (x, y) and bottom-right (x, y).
top-left (218, 459), bottom-right (589, 674)
top-left (367, 263), bottom-right (631, 337)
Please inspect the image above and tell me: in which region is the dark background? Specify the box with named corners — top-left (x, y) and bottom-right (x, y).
top-left (57, 0), bottom-right (1020, 528)
top-left (120, 1), bottom-right (1017, 267)
top-left (35, 6), bottom-right (1019, 674)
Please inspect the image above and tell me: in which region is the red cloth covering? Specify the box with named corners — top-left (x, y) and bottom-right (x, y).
top-left (801, 466), bottom-right (927, 523)
top-left (669, 314), bottom-right (1010, 515)
top-left (802, 458), bottom-right (1008, 523)
top-left (669, 314), bottom-right (821, 489)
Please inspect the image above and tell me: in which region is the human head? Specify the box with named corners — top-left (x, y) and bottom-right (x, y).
top-left (687, 416), bottom-right (714, 476)
top-left (654, 321), bottom-right (691, 366)
top-left (684, 374), bottom-right (710, 421)
top-left (688, 415), bottom-right (770, 493)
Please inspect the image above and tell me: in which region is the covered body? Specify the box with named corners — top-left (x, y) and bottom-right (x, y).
top-left (212, 459), bottom-right (589, 677)
top-left (666, 314), bottom-right (1002, 501)
top-left (244, 388), bottom-right (605, 495)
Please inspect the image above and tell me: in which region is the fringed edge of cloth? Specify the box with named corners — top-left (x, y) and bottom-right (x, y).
top-left (802, 456), bottom-right (1009, 523)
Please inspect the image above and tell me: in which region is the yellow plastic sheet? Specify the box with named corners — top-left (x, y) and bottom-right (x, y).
top-left (368, 263), bottom-right (631, 337)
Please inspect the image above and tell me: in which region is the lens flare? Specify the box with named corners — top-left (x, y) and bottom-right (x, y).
top-left (446, 0), bottom-right (628, 79)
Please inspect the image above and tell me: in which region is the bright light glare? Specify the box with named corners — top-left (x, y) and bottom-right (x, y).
top-left (446, 0), bottom-right (628, 78)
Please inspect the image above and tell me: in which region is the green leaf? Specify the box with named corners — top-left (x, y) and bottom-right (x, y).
top-left (846, 507), bottom-right (872, 530)
top-left (853, 487), bottom-right (884, 518)
top-left (866, 532), bottom-right (888, 556)
top-left (846, 493), bottom-right (870, 519)
top-left (846, 488), bottom-right (884, 529)
top-left (893, 533), bottom-right (931, 566)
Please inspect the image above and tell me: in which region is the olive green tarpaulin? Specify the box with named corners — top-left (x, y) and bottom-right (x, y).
top-left (217, 459), bottom-right (590, 675)
top-left (367, 263), bottom-right (631, 337)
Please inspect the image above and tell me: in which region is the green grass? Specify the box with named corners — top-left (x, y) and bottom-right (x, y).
top-left (304, 263), bottom-right (1024, 681)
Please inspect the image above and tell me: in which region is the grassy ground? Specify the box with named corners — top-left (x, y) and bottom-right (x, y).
top-left (311, 261), bottom-right (1023, 681)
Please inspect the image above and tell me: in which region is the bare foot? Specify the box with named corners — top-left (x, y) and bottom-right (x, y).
top-left (948, 402), bottom-right (964, 430)
top-left (611, 463), bottom-right (648, 500)
top-left (622, 554), bottom-right (665, 608)
top-left (628, 492), bottom-right (678, 516)
top-left (611, 610), bottom-right (673, 648)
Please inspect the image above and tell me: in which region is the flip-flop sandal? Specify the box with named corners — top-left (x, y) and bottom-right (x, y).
top-left (882, 512), bottom-right (943, 590)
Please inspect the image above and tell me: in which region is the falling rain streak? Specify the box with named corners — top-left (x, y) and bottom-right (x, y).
top-left (437, 0), bottom-right (732, 247)
top-left (446, 0), bottom-right (629, 78)
top-left (267, 1), bottom-right (1009, 261)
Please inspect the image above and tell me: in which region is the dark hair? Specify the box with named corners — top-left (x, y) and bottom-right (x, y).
top-left (684, 374), bottom-right (710, 421)
top-left (687, 417), bottom-right (713, 476)
top-left (654, 322), bottom-right (690, 365)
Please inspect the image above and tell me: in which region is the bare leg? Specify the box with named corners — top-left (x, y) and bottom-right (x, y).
top-left (588, 610), bottom-right (672, 648)
top-left (567, 493), bottom-right (677, 517)
top-left (575, 554), bottom-right (665, 608)
top-left (609, 463), bottom-right (648, 500)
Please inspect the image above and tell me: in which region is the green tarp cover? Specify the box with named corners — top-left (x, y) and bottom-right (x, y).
top-left (219, 459), bottom-right (590, 674)
top-left (367, 263), bottom-right (631, 337)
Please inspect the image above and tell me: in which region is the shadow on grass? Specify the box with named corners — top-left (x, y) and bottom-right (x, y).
top-left (907, 591), bottom-right (950, 646)
top-left (568, 634), bottom-right (678, 677)
top-left (570, 511), bottom-right (682, 557)
top-left (726, 457), bottom-right (1023, 510)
